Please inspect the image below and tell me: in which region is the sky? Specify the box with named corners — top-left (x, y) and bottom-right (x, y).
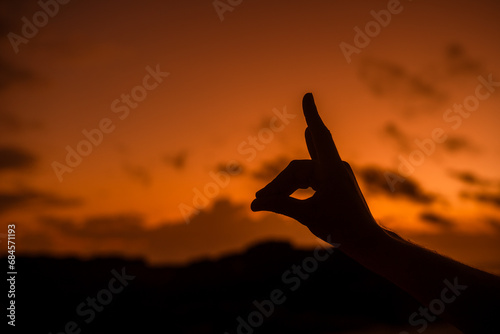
top-left (1, 0), bottom-right (500, 273)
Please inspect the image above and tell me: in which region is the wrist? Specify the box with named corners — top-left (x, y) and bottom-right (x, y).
top-left (337, 218), bottom-right (391, 256)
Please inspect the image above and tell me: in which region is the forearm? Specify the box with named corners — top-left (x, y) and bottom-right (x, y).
top-left (339, 223), bottom-right (500, 333)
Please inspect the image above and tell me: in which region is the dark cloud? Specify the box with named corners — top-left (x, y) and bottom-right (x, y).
top-left (444, 43), bottom-right (482, 77)
top-left (41, 214), bottom-right (144, 239)
top-left (419, 211), bottom-right (454, 229)
top-left (381, 122), bottom-right (474, 155)
top-left (358, 58), bottom-right (445, 103)
top-left (215, 160), bottom-right (244, 176)
top-left (359, 46), bottom-right (484, 116)
top-left (356, 165), bottom-right (435, 204)
top-left (382, 122), bottom-right (410, 150)
top-left (0, 56), bottom-right (34, 90)
top-left (0, 110), bottom-right (41, 133)
top-left (443, 135), bottom-right (474, 153)
top-left (0, 5), bottom-right (39, 133)
top-left (251, 156), bottom-right (290, 182)
top-left (163, 150), bottom-right (188, 170)
top-left (0, 146), bottom-right (36, 171)
top-left (0, 1), bottom-right (25, 35)
top-left (123, 163), bottom-right (152, 187)
top-left (448, 170), bottom-right (491, 186)
top-left (0, 189), bottom-right (82, 214)
top-left (488, 218), bottom-right (500, 234)
top-left (36, 198), bottom-right (314, 264)
top-left (0, 1), bottom-right (45, 38)
top-left (461, 191), bottom-right (500, 209)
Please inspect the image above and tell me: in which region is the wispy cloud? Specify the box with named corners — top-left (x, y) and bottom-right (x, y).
top-left (122, 163), bottom-right (152, 187)
top-left (0, 189), bottom-right (82, 214)
top-left (35, 199), bottom-right (314, 264)
top-left (356, 165), bottom-right (436, 204)
top-left (359, 58), bottom-right (445, 103)
top-left (461, 191), bottom-right (500, 209)
top-left (448, 170), bottom-right (491, 186)
top-left (419, 211), bottom-right (454, 229)
top-left (382, 122), bottom-right (411, 150)
top-left (0, 56), bottom-right (34, 90)
top-left (443, 43), bottom-right (482, 77)
top-left (251, 156), bottom-right (290, 182)
top-left (382, 122), bottom-right (475, 154)
top-left (163, 150), bottom-right (188, 170)
top-left (0, 110), bottom-right (41, 133)
top-left (0, 146), bottom-right (36, 171)
top-left (41, 214), bottom-right (144, 239)
top-left (442, 135), bottom-right (475, 153)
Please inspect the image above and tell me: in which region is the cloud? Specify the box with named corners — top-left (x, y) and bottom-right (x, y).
top-left (382, 122), bottom-right (474, 155)
top-left (0, 189), bottom-right (82, 214)
top-left (122, 163), bottom-right (152, 187)
top-left (419, 211), bottom-right (454, 229)
top-left (15, 230), bottom-right (55, 253)
top-left (359, 46), bottom-right (482, 103)
top-left (356, 165), bottom-right (436, 204)
top-left (0, 1), bottom-right (31, 36)
top-left (34, 198), bottom-right (315, 264)
top-left (163, 150), bottom-right (188, 170)
top-left (0, 111), bottom-right (41, 133)
top-left (251, 156), bottom-right (290, 182)
top-left (41, 214), bottom-right (144, 239)
top-left (488, 218), bottom-right (500, 234)
top-left (215, 160), bottom-right (244, 176)
top-left (382, 122), bottom-right (410, 150)
top-left (448, 170), bottom-right (491, 186)
top-left (461, 191), bottom-right (500, 209)
top-left (358, 58), bottom-right (445, 103)
top-left (444, 43), bottom-right (482, 77)
top-left (0, 56), bottom-right (34, 90)
top-left (0, 146), bottom-right (36, 171)
top-left (443, 135), bottom-right (475, 153)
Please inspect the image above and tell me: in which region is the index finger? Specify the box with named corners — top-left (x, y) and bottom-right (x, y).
top-left (302, 93), bottom-right (343, 171)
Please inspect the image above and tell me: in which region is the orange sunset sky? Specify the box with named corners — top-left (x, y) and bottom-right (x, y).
top-left (1, 0), bottom-right (500, 272)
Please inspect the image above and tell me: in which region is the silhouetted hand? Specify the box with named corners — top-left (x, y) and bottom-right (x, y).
top-left (251, 93), bottom-right (384, 245)
top-left (251, 93), bottom-right (500, 334)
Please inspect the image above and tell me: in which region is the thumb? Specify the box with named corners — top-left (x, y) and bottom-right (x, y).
top-left (251, 196), bottom-right (306, 221)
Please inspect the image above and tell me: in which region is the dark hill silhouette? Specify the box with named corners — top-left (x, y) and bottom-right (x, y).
top-left (7, 241), bottom-right (453, 333)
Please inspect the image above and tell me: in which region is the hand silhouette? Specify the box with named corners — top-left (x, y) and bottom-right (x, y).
top-left (251, 93), bottom-right (385, 245)
top-left (250, 92), bottom-right (500, 334)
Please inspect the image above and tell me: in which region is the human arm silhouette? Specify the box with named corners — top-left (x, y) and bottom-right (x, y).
top-left (251, 93), bottom-right (500, 334)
